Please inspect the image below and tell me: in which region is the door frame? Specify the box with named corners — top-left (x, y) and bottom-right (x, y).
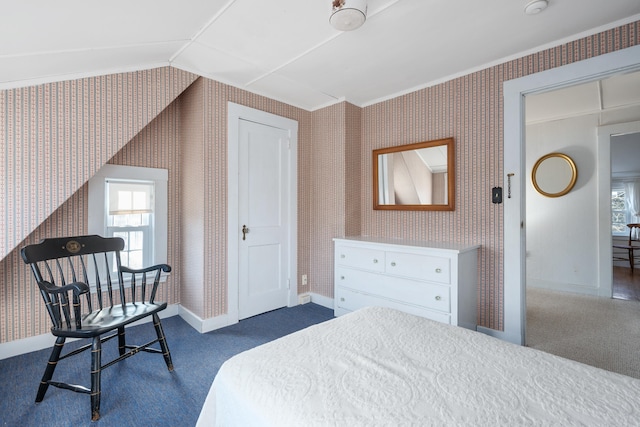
top-left (502, 44), bottom-right (640, 345)
top-left (597, 120), bottom-right (640, 297)
top-left (227, 102), bottom-right (299, 322)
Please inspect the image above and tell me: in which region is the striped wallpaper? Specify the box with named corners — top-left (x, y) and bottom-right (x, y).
top-left (0, 67), bottom-right (197, 260)
top-left (0, 101), bottom-right (185, 342)
top-left (0, 20), bottom-right (639, 344)
top-left (0, 67), bottom-right (196, 343)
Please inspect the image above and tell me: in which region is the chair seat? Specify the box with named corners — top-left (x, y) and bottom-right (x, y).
top-left (52, 302), bottom-right (167, 338)
top-left (612, 244), bottom-right (640, 250)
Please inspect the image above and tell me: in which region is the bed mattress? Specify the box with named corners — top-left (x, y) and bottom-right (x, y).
top-left (197, 306), bottom-right (640, 426)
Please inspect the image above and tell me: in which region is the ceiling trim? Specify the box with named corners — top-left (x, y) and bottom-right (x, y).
top-left (0, 63), bottom-right (171, 92)
top-left (169, 0), bottom-right (238, 63)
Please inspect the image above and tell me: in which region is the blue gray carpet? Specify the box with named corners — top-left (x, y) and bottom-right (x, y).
top-left (0, 303), bottom-right (333, 427)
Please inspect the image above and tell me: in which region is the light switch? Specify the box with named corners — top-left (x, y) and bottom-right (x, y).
top-left (492, 187), bottom-right (503, 204)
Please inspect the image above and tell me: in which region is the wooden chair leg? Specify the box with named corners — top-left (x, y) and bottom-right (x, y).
top-left (91, 336), bottom-right (102, 421)
top-left (630, 248), bottom-right (635, 272)
top-left (117, 326), bottom-right (126, 356)
top-left (152, 313), bottom-right (174, 372)
top-left (36, 336), bottom-right (65, 402)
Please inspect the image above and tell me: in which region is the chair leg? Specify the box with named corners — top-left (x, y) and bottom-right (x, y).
top-left (91, 336), bottom-right (102, 422)
top-left (630, 248), bottom-right (635, 273)
top-left (36, 336), bottom-right (65, 402)
top-left (152, 313), bottom-right (174, 372)
top-left (117, 326), bottom-right (126, 356)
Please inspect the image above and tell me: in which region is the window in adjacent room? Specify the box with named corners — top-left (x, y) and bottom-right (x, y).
top-left (612, 185), bottom-right (627, 235)
top-left (88, 165), bottom-right (168, 278)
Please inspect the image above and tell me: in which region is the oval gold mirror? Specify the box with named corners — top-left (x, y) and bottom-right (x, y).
top-left (531, 153), bottom-right (577, 198)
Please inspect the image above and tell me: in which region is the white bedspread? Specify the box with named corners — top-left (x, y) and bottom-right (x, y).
top-left (197, 306), bottom-right (640, 426)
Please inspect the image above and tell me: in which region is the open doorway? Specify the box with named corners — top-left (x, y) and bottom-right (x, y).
top-left (610, 131), bottom-right (640, 301)
top-left (502, 45), bottom-right (640, 346)
top-left (524, 73), bottom-right (640, 300)
top-left (522, 75), bottom-right (640, 376)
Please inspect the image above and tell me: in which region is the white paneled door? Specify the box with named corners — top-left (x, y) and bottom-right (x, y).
top-left (238, 119), bottom-right (291, 319)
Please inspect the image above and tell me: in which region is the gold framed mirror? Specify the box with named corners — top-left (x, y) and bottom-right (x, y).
top-left (531, 152), bottom-right (578, 198)
top-left (373, 138), bottom-right (455, 211)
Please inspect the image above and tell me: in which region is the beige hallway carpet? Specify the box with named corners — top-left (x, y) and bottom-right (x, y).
top-left (526, 287), bottom-right (640, 379)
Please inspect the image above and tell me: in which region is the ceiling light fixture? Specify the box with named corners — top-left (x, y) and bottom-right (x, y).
top-left (330, 0), bottom-right (367, 31)
top-left (524, 0), bottom-right (548, 15)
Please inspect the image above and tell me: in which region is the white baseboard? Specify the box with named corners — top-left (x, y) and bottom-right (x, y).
top-left (178, 305), bottom-right (238, 334)
top-left (477, 325), bottom-right (523, 345)
top-left (309, 292), bottom-right (334, 310)
top-left (0, 296), bottom-right (335, 360)
top-left (526, 279), bottom-right (602, 297)
top-left (0, 304), bottom-right (180, 361)
top-left (0, 332), bottom-right (57, 361)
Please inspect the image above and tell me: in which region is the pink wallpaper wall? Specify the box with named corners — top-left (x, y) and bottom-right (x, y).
top-left (0, 101), bottom-right (184, 343)
top-left (178, 79), bottom-right (207, 317)
top-left (308, 102), bottom-right (363, 298)
top-left (0, 67), bottom-right (196, 343)
top-left (0, 68), bottom-right (197, 261)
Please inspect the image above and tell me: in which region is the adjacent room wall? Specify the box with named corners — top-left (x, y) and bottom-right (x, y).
top-left (526, 106), bottom-right (640, 295)
top-left (526, 114), bottom-right (600, 294)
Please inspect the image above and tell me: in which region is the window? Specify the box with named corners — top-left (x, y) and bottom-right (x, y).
top-left (106, 180), bottom-right (154, 269)
top-left (89, 165), bottom-right (168, 275)
top-left (612, 184), bottom-right (628, 235)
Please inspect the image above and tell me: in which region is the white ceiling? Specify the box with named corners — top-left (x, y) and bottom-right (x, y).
top-left (1, 0), bottom-right (639, 111)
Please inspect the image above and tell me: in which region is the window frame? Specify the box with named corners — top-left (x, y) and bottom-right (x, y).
top-left (611, 181), bottom-right (629, 237)
top-left (88, 165), bottom-right (168, 280)
top-left (105, 179), bottom-right (155, 269)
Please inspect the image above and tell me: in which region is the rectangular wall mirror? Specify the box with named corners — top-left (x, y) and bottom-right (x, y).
top-left (373, 137), bottom-right (455, 211)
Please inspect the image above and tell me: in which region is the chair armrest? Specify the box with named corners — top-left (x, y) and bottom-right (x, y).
top-left (120, 264), bottom-right (171, 303)
top-left (38, 280), bottom-right (90, 296)
top-left (120, 264), bottom-right (171, 275)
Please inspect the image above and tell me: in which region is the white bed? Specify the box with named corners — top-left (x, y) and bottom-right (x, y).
top-left (197, 306), bottom-right (640, 426)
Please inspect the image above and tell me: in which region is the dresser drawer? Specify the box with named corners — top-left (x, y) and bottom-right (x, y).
top-left (386, 251), bottom-right (451, 284)
top-left (335, 287), bottom-right (451, 324)
top-left (336, 246), bottom-right (385, 272)
top-left (334, 238), bottom-right (479, 329)
top-left (336, 267), bottom-right (450, 313)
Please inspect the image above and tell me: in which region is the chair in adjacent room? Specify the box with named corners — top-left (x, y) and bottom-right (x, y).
top-left (21, 235), bottom-right (174, 421)
top-left (612, 223), bottom-right (640, 272)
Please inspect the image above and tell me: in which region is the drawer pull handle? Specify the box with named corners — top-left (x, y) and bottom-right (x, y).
top-left (340, 297), bottom-right (345, 302)
top-left (435, 295), bottom-right (442, 301)
top-left (373, 259), bottom-right (378, 264)
top-left (341, 254), bottom-right (346, 258)
top-left (435, 268), bottom-right (442, 273)
top-left (340, 276), bottom-right (345, 280)
top-left (390, 262), bottom-right (396, 267)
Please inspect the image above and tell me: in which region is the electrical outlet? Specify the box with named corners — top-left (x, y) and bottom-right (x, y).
top-left (302, 274), bottom-right (308, 286)
top-left (298, 294), bottom-right (311, 304)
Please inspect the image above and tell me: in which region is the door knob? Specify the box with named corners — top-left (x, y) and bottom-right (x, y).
top-left (242, 224), bottom-right (249, 240)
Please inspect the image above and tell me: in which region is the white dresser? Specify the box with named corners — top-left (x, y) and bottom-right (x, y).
top-left (334, 237), bottom-right (479, 330)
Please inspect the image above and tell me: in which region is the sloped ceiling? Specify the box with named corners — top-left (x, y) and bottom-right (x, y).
top-left (1, 0), bottom-right (640, 111)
